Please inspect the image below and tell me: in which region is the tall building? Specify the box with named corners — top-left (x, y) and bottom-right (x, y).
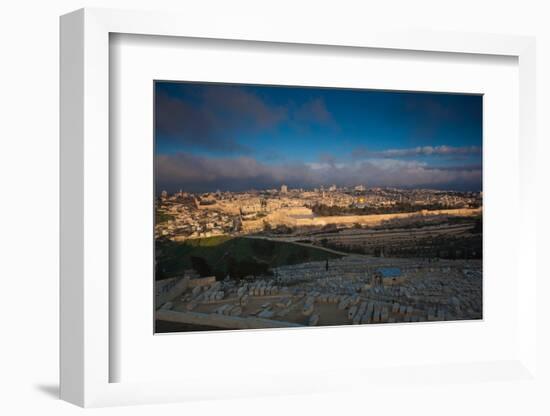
top-left (281, 184), bottom-right (288, 194)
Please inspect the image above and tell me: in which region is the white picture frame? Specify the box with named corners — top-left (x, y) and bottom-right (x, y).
top-left (60, 7), bottom-right (538, 408)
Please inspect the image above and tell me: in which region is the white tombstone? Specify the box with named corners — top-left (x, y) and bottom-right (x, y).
top-left (353, 302), bottom-right (367, 324)
top-left (338, 297), bottom-right (351, 310)
top-left (349, 295), bottom-right (360, 306)
top-left (230, 306), bottom-right (242, 316)
top-left (276, 297), bottom-right (292, 308)
top-left (214, 304), bottom-right (228, 314)
top-left (372, 307), bottom-right (381, 323)
top-left (302, 303), bottom-right (314, 316)
top-left (309, 314), bottom-right (320, 326)
top-left (381, 307), bottom-right (389, 322)
top-left (258, 309), bottom-right (275, 319)
top-left (348, 305), bottom-right (358, 320)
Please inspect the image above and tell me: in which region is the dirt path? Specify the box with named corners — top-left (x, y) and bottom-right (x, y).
top-left (242, 235), bottom-right (353, 257)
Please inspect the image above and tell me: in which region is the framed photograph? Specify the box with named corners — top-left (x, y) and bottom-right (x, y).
top-left (60, 8), bottom-right (538, 408)
top-left (153, 80), bottom-right (483, 333)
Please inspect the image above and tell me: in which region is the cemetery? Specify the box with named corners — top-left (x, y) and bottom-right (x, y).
top-left (155, 255), bottom-right (482, 331)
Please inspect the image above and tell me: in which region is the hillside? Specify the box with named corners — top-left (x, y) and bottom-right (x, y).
top-left (155, 236), bottom-right (341, 280)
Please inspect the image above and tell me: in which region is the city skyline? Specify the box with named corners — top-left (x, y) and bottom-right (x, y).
top-left (155, 82), bottom-right (482, 193)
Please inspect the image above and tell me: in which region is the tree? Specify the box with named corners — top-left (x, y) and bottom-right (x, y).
top-left (155, 261), bottom-right (167, 280)
top-left (251, 239), bottom-right (274, 257)
top-left (190, 256), bottom-right (212, 277)
top-left (227, 257), bottom-right (270, 279)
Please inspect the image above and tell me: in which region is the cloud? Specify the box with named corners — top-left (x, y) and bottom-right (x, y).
top-left (353, 159), bottom-right (481, 188)
top-left (202, 86), bottom-right (288, 129)
top-left (157, 153), bottom-right (313, 192)
top-left (401, 94), bottom-right (482, 142)
top-left (352, 145), bottom-right (481, 159)
top-left (294, 98), bottom-right (334, 125)
top-left (404, 95), bottom-right (455, 120)
top-left (155, 85), bottom-right (287, 152)
top-left (156, 85), bottom-right (339, 153)
top-left (318, 152), bottom-right (337, 168)
top-left (424, 164), bottom-right (482, 172)
top-left (157, 152), bottom-right (482, 193)
top-left (288, 97), bottom-right (339, 134)
top-left (351, 146), bottom-right (370, 159)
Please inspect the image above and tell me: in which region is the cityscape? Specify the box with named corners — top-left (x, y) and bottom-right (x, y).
top-left (154, 82), bottom-right (482, 332)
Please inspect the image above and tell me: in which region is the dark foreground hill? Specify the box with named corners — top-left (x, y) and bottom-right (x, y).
top-left (155, 235), bottom-right (341, 281)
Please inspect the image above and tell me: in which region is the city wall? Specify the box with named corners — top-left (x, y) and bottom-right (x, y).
top-left (242, 207), bottom-right (482, 232)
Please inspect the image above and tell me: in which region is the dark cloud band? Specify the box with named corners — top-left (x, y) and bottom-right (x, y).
top-left (157, 152), bottom-right (482, 193)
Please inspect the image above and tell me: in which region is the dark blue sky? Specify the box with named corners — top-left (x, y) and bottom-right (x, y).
top-left (155, 81), bottom-right (482, 193)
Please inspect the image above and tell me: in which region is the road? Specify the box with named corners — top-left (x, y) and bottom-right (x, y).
top-left (241, 234), bottom-right (353, 257)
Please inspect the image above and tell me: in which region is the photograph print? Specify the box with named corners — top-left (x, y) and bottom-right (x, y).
top-left (154, 81), bottom-right (482, 333)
